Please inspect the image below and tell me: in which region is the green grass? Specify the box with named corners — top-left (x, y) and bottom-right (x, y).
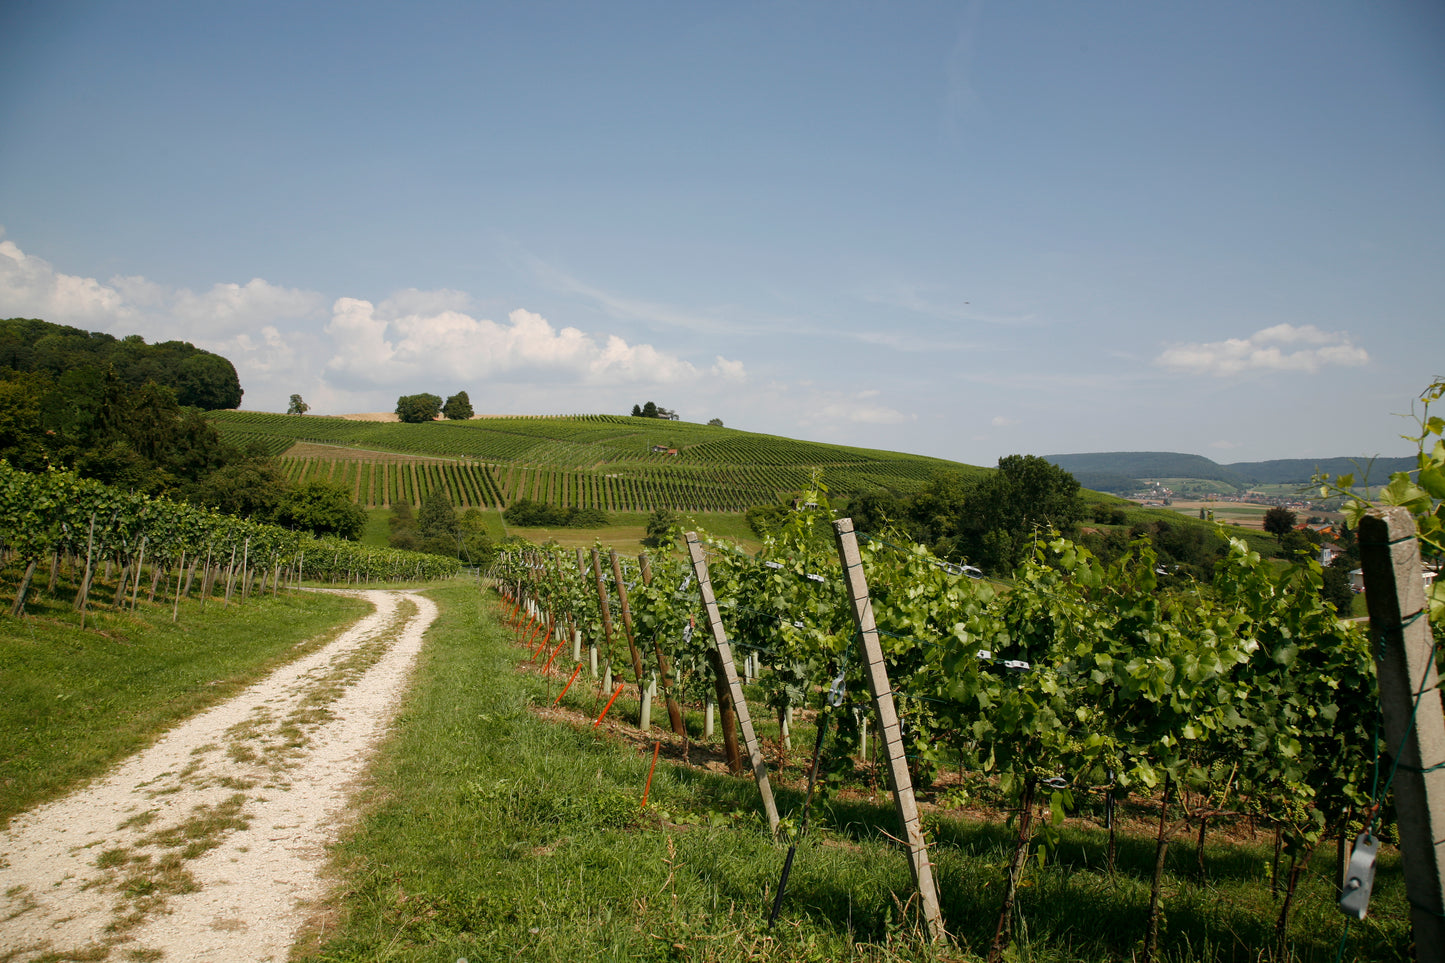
top-left (0, 586), bottom-right (369, 827)
top-left (360, 507), bottom-right (393, 549)
top-left (308, 582), bottom-right (1412, 963)
top-left (499, 510), bottom-right (763, 555)
top-left (307, 581), bottom-right (946, 963)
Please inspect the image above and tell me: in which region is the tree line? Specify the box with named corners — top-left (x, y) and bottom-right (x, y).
top-left (0, 317), bottom-right (368, 543)
top-left (627, 400), bottom-right (724, 426)
top-left (0, 318), bottom-right (242, 410)
top-left (396, 391), bottom-right (473, 423)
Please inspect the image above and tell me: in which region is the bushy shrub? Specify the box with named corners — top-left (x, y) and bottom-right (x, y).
top-left (503, 500), bottom-right (609, 528)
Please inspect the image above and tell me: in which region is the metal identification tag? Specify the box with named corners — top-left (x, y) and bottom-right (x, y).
top-left (1337, 832), bottom-right (1379, 920)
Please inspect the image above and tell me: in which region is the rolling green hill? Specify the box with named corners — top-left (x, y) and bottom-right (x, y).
top-left (1046, 450), bottom-right (1417, 492)
top-left (209, 411), bottom-right (985, 512)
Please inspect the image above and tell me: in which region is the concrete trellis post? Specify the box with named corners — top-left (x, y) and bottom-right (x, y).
top-left (1359, 507), bottom-right (1445, 958)
top-left (832, 517), bottom-right (946, 943)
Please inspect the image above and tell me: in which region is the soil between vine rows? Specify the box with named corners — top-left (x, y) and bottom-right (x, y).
top-left (0, 589), bottom-right (436, 963)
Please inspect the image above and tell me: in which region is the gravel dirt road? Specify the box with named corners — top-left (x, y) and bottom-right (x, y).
top-left (0, 588), bottom-right (436, 962)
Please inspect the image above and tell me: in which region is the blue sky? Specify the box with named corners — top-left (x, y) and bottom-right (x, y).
top-left (1, 0), bottom-right (1440, 467)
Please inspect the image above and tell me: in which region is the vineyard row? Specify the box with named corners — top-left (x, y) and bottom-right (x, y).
top-left (488, 502), bottom-right (1388, 958)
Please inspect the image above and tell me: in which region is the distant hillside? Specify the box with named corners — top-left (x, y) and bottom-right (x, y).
top-left (1046, 452), bottom-right (1243, 487)
top-left (1225, 456), bottom-right (1416, 485)
top-left (209, 411), bottom-right (986, 511)
top-left (1046, 451), bottom-right (1417, 489)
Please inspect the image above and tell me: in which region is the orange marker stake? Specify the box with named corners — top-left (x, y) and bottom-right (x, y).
top-left (555, 664), bottom-right (582, 704)
top-left (593, 682), bottom-right (627, 729)
top-left (541, 638), bottom-right (568, 674)
top-left (528, 627), bottom-right (550, 659)
top-left (641, 741), bottom-right (662, 808)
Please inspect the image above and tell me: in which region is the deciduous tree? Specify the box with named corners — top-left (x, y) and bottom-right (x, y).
top-left (442, 391), bottom-right (473, 420)
top-left (1262, 506), bottom-right (1297, 536)
top-left (274, 481), bottom-right (367, 540)
top-left (395, 393), bottom-right (442, 423)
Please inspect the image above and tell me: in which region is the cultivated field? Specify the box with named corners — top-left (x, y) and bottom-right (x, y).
top-left (210, 411), bottom-right (980, 512)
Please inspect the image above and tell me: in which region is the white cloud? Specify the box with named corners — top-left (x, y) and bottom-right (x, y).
top-left (711, 356), bottom-right (746, 381)
top-left (0, 232), bottom-right (749, 413)
top-left (170, 278), bottom-right (324, 336)
top-left (991, 415), bottom-right (1018, 427)
top-left (1155, 324), bottom-right (1369, 376)
top-left (0, 232), bottom-right (325, 409)
top-left (0, 235), bottom-right (324, 341)
top-left (0, 237), bottom-right (135, 324)
top-left (321, 299), bottom-right (745, 391)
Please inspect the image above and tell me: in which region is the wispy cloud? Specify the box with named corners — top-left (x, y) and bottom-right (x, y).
top-left (526, 254), bottom-right (747, 336)
top-left (851, 329), bottom-right (979, 352)
top-left (942, 0), bottom-right (987, 138)
top-left (797, 389), bottom-right (915, 428)
top-left (1155, 324), bottom-right (1369, 377)
top-left (858, 282), bottom-right (1035, 328)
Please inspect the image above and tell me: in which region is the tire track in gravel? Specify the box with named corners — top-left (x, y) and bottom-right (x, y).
top-left (0, 588), bottom-right (437, 963)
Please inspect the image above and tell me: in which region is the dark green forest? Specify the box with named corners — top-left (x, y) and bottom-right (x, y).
top-left (0, 318), bottom-right (242, 410)
top-left (0, 317), bottom-right (365, 541)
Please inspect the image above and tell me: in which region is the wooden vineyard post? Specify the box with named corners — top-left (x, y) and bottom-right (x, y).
top-left (576, 549), bottom-right (596, 677)
top-left (1359, 507), bottom-right (1445, 959)
top-left (832, 517), bottom-right (947, 943)
top-left (75, 513), bottom-right (96, 629)
top-left (590, 549), bottom-right (619, 689)
top-left (685, 531), bottom-right (781, 836)
top-left (609, 549), bottom-right (649, 720)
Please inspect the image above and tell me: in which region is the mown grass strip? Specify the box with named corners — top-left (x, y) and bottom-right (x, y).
top-left (0, 589), bottom-right (370, 826)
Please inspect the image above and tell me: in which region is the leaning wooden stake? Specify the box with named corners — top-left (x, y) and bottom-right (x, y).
top-left (172, 550), bottom-right (185, 623)
top-left (685, 531), bottom-right (781, 836)
top-left (590, 549), bottom-right (621, 684)
top-left (1359, 507), bottom-right (1445, 959)
top-left (75, 513), bottom-right (96, 628)
top-left (832, 517), bottom-right (946, 943)
top-left (609, 548), bottom-right (649, 718)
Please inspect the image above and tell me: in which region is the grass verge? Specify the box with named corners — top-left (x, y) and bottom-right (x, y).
top-left (0, 588), bottom-right (369, 826)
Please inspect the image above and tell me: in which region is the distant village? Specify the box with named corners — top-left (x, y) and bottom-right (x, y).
top-left (1127, 481), bottom-right (1438, 595)
top-left (1128, 481), bottom-right (1317, 513)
